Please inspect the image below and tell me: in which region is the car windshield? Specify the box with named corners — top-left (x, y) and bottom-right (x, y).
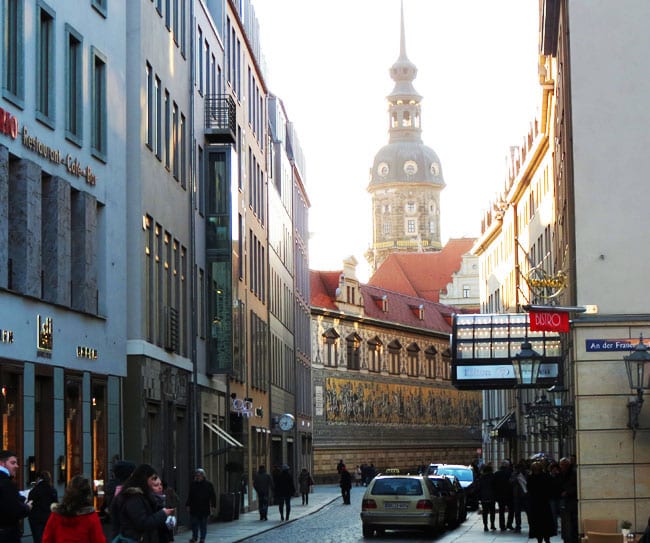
top-left (436, 468), bottom-right (473, 483)
top-left (372, 478), bottom-right (423, 496)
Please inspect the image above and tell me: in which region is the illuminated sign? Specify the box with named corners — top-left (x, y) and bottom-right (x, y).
top-left (529, 310), bottom-right (570, 333)
top-left (37, 315), bottom-right (53, 352)
top-left (0, 329), bottom-right (14, 343)
top-left (76, 346), bottom-right (98, 360)
top-left (452, 313), bottom-right (563, 390)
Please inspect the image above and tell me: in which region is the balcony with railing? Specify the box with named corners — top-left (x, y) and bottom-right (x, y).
top-left (204, 95), bottom-right (236, 144)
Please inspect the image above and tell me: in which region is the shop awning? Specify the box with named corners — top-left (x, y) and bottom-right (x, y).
top-left (203, 421), bottom-right (244, 448)
top-left (490, 411), bottom-right (517, 439)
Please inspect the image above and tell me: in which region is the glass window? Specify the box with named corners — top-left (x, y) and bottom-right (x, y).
top-left (146, 63), bottom-right (153, 149)
top-left (3, 0), bottom-right (24, 106)
top-left (407, 219), bottom-right (416, 233)
top-left (91, 0), bottom-right (107, 18)
top-left (91, 47), bottom-right (107, 159)
top-left (66, 25), bottom-right (83, 143)
top-left (36, 2), bottom-right (55, 125)
top-left (154, 76), bottom-right (162, 159)
top-left (164, 90), bottom-right (170, 169)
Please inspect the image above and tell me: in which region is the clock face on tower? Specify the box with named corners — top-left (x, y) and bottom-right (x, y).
top-left (377, 162), bottom-right (390, 177)
top-left (404, 160), bottom-right (418, 175)
top-left (278, 413), bottom-right (295, 431)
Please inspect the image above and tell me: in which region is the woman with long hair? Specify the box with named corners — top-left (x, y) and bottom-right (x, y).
top-left (42, 475), bottom-right (105, 543)
top-left (111, 464), bottom-right (173, 543)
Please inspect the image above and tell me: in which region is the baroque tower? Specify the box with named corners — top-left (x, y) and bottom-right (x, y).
top-left (366, 3), bottom-right (446, 273)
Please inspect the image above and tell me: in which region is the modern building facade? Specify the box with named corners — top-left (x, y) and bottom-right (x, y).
top-left (0, 0), bottom-right (127, 515)
top-left (472, 0), bottom-right (650, 530)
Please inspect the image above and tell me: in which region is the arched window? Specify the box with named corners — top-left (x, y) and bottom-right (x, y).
top-left (322, 328), bottom-right (339, 368)
top-left (406, 342), bottom-right (420, 377)
top-left (387, 339), bottom-right (402, 374)
top-left (367, 336), bottom-right (383, 373)
top-left (346, 333), bottom-right (362, 371)
top-left (424, 345), bottom-right (438, 379)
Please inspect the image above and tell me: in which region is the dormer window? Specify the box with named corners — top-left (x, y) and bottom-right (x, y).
top-left (382, 295), bottom-right (388, 312)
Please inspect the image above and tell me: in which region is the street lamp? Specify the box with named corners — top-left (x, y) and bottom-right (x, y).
top-left (623, 335), bottom-right (650, 432)
top-left (513, 341), bottom-right (542, 386)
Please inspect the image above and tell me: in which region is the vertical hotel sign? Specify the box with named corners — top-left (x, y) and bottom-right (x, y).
top-left (37, 315), bottom-right (53, 357)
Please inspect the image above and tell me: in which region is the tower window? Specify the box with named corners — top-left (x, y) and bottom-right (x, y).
top-left (383, 223), bottom-right (390, 234)
top-left (407, 219), bottom-right (416, 234)
top-left (406, 202), bottom-right (416, 214)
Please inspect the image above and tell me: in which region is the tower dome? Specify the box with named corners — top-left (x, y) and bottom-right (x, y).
top-left (366, 1), bottom-right (446, 273)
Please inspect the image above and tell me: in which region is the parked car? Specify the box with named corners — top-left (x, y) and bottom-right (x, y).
top-left (434, 464), bottom-right (478, 510)
top-left (360, 473), bottom-right (447, 538)
top-left (427, 475), bottom-right (463, 528)
top-left (444, 474), bottom-right (467, 521)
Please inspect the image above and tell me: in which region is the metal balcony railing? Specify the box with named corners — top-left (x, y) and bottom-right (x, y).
top-left (204, 94), bottom-right (236, 143)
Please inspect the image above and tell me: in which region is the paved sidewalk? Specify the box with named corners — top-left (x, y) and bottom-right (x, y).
top-left (188, 484), bottom-right (554, 543)
top-left (196, 484), bottom-right (342, 543)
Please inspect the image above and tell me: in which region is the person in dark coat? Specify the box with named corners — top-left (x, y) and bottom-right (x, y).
top-left (274, 465), bottom-right (295, 521)
top-left (339, 465), bottom-right (353, 505)
top-left (0, 450), bottom-right (32, 543)
top-left (105, 460), bottom-right (136, 523)
top-left (298, 468), bottom-right (313, 506)
top-left (27, 470), bottom-right (58, 543)
top-left (111, 463), bottom-right (173, 543)
top-left (185, 468), bottom-right (216, 543)
top-left (478, 464), bottom-right (497, 531)
top-left (527, 461), bottom-right (556, 543)
top-left (253, 465), bottom-right (273, 520)
top-left (559, 457), bottom-right (578, 543)
top-left (494, 460), bottom-right (514, 531)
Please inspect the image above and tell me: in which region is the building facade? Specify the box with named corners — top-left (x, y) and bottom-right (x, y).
top-left (472, 0), bottom-right (650, 529)
top-left (310, 260), bottom-right (482, 482)
top-left (0, 0), bottom-right (127, 515)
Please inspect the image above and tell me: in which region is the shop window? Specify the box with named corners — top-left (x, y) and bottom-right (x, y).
top-left (91, 381), bottom-right (107, 509)
top-left (64, 378), bottom-right (82, 483)
top-left (0, 370), bottom-right (21, 457)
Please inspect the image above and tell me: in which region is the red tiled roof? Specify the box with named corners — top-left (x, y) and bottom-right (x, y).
top-left (309, 270), bottom-right (341, 310)
top-left (309, 270), bottom-right (455, 333)
top-left (360, 284), bottom-right (453, 333)
top-left (367, 237), bottom-right (476, 302)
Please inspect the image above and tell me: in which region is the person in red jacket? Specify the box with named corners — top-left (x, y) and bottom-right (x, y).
top-left (42, 475), bottom-right (105, 543)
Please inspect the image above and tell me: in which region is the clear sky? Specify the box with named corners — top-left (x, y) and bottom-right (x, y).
top-left (252, 0), bottom-right (541, 281)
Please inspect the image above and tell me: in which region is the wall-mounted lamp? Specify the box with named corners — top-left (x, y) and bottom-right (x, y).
top-left (58, 455), bottom-right (67, 484)
top-left (28, 456), bottom-right (36, 484)
top-left (623, 335), bottom-right (650, 434)
top-left (513, 341), bottom-right (542, 386)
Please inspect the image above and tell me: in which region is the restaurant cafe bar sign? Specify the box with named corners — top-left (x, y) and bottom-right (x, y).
top-left (451, 313), bottom-right (563, 390)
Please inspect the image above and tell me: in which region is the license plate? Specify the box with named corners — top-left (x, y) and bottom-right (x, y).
top-left (384, 502), bottom-right (408, 509)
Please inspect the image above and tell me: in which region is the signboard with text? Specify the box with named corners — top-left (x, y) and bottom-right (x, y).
top-left (529, 310), bottom-right (570, 333)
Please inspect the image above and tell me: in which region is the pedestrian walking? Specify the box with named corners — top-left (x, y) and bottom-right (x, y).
top-left (185, 468), bottom-right (216, 543)
top-left (0, 449), bottom-right (32, 543)
top-left (527, 461), bottom-right (556, 543)
top-left (42, 475), bottom-right (105, 543)
top-left (298, 468), bottom-right (314, 505)
top-left (559, 457), bottom-right (578, 543)
top-left (339, 465), bottom-right (352, 505)
top-left (478, 463), bottom-right (497, 531)
top-left (354, 465), bottom-right (362, 487)
top-left (253, 465), bottom-right (273, 521)
top-left (274, 464), bottom-right (295, 521)
top-left (108, 461), bottom-right (136, 538)
top-left (510, 460), bottom-right (528, 533)
top-left (27, 471), bottom-right (58, 543)
top-left (111, 463), bottom-right (174, 543)
top-left (494, 460), bottom-right (514, 531)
